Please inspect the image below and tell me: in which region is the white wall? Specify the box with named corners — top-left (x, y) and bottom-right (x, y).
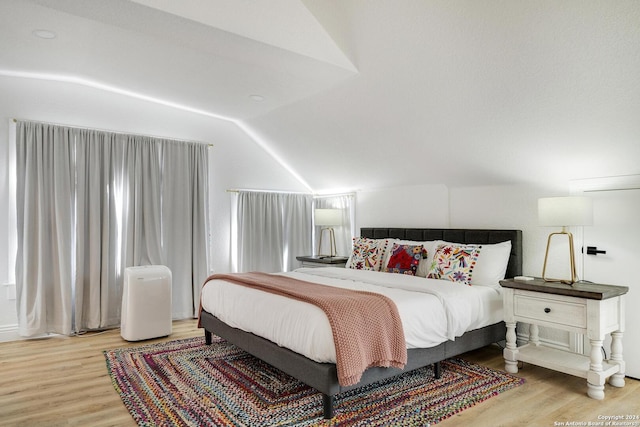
top-left (356, 184), bottom-right (450, 230)
top-left (449, 184), bottom-right (552, 278)
top-left (0, 75), bottom-right (308, 337)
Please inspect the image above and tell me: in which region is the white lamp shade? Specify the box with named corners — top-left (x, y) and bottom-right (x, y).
top-left (314, 208), bottom-right (342, 226)
top-left (538, 196), bottom-right (593, 227)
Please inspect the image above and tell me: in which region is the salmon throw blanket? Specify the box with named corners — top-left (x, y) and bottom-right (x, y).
top-left (200, 272), bottom-right (407, 387)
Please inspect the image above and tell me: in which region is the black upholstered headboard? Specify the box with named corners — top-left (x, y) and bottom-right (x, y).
top-left (360, 228), bottom-right (523, 279)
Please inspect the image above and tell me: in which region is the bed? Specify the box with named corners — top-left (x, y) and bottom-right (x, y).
top-left (199, 227), bottom-right (522, 419)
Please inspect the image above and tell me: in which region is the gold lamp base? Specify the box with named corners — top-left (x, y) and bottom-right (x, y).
top-left (317, 227), bottom-right (337, 258)
top-left (542, 227), bottom-right (578, 285)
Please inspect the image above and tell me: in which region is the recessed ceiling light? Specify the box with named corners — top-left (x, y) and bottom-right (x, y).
top-left (249, 94), bottom-right (265, 102)
top-left (32, 29), bottom-right (57, 39)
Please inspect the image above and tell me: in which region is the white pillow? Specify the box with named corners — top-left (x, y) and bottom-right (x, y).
top-left (472, 240), bottom-right (512, 288)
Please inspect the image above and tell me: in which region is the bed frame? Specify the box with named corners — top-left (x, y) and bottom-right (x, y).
top-left (200, 227), bottom-right (522, 419)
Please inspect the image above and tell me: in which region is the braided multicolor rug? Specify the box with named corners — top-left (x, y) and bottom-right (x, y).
top-left (104, 336), bottom-right (523, 426)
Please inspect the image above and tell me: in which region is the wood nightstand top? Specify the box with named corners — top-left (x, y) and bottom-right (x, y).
top-left (499, 278), bottom-right (628, 300)
top-left (296, 255), bottom-right (349, 264)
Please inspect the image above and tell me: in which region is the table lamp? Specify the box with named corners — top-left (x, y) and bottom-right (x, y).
top-left (314, 208), bottom-right (342, 258)
top-left (538, 196), bottom-right (593, 284)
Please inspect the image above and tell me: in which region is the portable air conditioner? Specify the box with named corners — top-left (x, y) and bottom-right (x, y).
top-left (121, 265), bottom-right (172, 341)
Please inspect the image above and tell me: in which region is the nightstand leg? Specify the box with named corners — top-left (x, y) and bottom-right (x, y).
top-left (529, 324), bottom-right (540, 346)
top-left (587, 338), bottom-right (605, 400)
top-left (609, 331), bottom-right (626, 388)
top-left (504, 321), bottom-right (519, 374)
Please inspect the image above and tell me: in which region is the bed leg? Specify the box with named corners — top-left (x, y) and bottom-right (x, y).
top-left (322, 394), bottom-right (334, 419)
top-left (434, 361), bottom-right (442, 379)
top-left (205, 330), bottom-right (212, 345)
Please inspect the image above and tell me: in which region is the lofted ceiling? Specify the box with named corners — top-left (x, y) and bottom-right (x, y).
top-left (1, 0), bottom-right (639, 193)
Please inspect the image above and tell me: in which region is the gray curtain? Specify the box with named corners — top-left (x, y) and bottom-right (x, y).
top-left (15, 121), bottom-right (209, 336)
top-left (236, 191), bottom-right (313, 272)
top-left (15, 123), bottom-right (75, 336)
top-left (160, 141), bottom-right (210, 318)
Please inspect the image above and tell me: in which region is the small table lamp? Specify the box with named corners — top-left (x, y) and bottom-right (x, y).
top-left (314, 208), bottom-right (342, 258)
top-left (538, 196), bottom-right (593, 284)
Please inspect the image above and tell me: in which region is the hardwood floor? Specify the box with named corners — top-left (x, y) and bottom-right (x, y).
top-left (1, 319), bottom-right (638, 426)
top-left (0, 320), bottom-right (201, 427)
top-left (445, 346), bottom-right (640, 427)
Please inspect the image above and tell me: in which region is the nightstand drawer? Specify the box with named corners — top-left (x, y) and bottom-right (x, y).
top-left (514, 294), bottom-right (587, 328)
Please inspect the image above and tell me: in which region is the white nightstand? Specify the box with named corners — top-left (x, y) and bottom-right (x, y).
top-left (500, 278), bottom-right (628, 400)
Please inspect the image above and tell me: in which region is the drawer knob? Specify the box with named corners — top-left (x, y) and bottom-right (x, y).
top-left (544, 307), bottom-right (551, 313)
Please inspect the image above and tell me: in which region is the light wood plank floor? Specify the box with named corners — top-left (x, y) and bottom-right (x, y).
top-left (1, 319), bottom-right (638, 426)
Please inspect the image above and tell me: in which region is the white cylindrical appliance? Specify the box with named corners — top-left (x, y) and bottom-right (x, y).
top-left (121, 265), bottom-right (172, 341)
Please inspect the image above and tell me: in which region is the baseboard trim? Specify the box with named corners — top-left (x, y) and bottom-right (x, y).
top-left (0, 324), bottom-right (21, 342)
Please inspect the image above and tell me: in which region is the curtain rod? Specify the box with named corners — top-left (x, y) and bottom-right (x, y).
top-left (11, 118), bottom-right (213, 147)
top-left (226, 188), bottom-right (312, 195)
top-left (226, 189), bottom-right (356, 197)
top-left (313, 192), bottom-right (357, 198)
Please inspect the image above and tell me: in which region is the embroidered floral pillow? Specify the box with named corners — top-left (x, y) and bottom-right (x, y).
top-left (347, 237), bottom-right (390, 271)
top-left (384, 243), bottom-right (425, 275)
top-left (427, 244), bottom-right (481, 285)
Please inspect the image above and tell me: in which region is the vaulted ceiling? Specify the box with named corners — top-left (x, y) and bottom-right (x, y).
top-left (2, 0), bottom-right (639, 193)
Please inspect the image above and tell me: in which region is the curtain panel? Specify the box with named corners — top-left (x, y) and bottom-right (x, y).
top-left (235, 191), bottom-right (313, 273)
top-left (15, 121), bottom-right (210, 337)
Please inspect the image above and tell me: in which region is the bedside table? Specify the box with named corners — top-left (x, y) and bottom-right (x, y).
top-left (500, 278), bottom-right (628, 400)
top-left (296, 255), bottom-right (349, 268)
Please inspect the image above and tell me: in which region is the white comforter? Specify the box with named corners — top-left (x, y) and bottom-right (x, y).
top-left (200, 267), bottom-right (503, 363)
